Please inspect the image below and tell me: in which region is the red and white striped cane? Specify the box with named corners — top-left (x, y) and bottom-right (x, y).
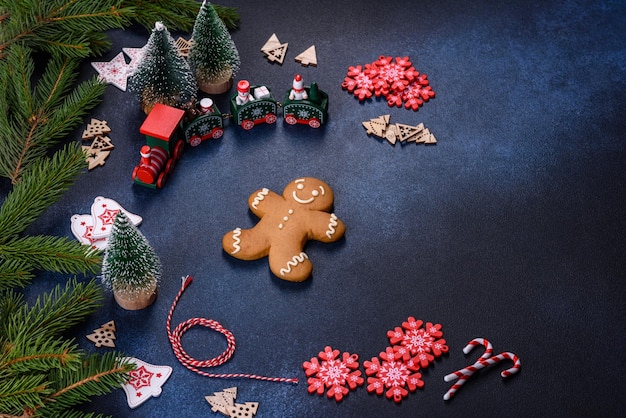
top-left (166, 276), bottom-right (299, 384)
top-left (443, 338), bottom-right (521, 400)
top-left (444, 337), bottom-right (494, 382)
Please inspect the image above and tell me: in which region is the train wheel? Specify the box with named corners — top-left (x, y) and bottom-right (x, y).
top-left (242, 120), bottom-right (254, 130)
top-left (165, 158), bottom-right (176, 174)
top-left (157, 172), bottom-right (167, 188)
top-left (189, 135), bottom-right (202, 147)
top-left (173, 140), bottom-right (185, 159)
top-left (132, 166), bottom-right (139, 180)
top-left (265, 113), bottom-right (277, 124)
top-left (212, 128), bottom-right (224, 139)
top-left (285, 114), bottom-right (297, 125)
top-left (308, 118), bottom-right (321, 128)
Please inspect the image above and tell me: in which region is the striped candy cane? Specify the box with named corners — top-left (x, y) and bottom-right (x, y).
top-left (166, 276), bottom-right (298, 384)
top-left (444, 338), bottom-right (493, 382)
top-left (443, 338), bottom-right (521, 401)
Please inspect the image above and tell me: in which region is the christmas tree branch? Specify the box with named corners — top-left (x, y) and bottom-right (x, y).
top-left (39, 353), bottom-right (133, 416)
top-left (0, 1), bottom-right (239, 59)
top-left (0, 144), bottom-right (88, 243)
top-left (0, 279), bottom-right (104, 342)
top-left (0, 44), bottom-right (105, 184)
top-left (0, 1), bottom-right (134, 59)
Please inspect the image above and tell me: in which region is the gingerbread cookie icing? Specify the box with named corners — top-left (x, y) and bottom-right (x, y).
top-left (222, 177), bottom-right (346, 282)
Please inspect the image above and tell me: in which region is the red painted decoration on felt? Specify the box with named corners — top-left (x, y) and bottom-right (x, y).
top-left (342, 55), bottom-right (435, 111)
top-left (302, 346), bottom-right (364, 402)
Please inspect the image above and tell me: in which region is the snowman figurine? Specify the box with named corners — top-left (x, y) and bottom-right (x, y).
top-left (235, 80), bottom-right (255, 106)
top-left (289, 74), bottom-right (308, 101)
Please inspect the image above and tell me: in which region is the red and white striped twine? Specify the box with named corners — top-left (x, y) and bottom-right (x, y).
top-left (443, 338), bottom-right (521, 400)
top-left (166, 276), bottom-right (298, 384)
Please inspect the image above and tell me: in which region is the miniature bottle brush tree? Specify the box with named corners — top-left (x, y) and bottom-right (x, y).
top-left (188, 1), bottom-right (241, 94)
top-left (101, 212), bottom-right (162, 310)
top-left (129, 22), bottom-right (198, 114)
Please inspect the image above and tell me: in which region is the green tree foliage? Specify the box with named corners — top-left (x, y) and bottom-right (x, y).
top-left (0, 279), bottom-right (134, 417)
top-left (189, 1), bottom-right (240, 85)
top-left (0, 0), bottom-right (240, 59)
top-left (101, 212), bottom-right (162, 296)
top-left (128, 22), bottom-right (197, 111)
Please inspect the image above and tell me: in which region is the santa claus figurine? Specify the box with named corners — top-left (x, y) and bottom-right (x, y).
top-left (289, 74), bottom-right (308, 101)
top-left (235, 80), bottom-right (255, 105)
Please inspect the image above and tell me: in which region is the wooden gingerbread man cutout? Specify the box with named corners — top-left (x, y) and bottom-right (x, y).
top-left (223, 177), bottom-right (345, 282)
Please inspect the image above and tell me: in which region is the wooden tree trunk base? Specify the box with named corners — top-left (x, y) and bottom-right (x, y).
top-left (198, 76), bottom-right (233, 95)
top-left (114, 285), bottom-right (157, 310)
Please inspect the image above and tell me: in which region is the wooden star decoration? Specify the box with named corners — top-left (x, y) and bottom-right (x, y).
top-left (91, 52), bottom-right (130, 91)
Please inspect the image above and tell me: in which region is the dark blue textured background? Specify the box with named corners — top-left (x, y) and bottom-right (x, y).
top-left (6, 0), bottom-right (625, 416)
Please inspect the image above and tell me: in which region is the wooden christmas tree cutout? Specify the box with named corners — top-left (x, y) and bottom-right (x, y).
top-left (205, 387), bottom-right (258, 417)
top-left (81, 119), bottom-right (114, 169)
top-left (261, 33), bottom-right (282, 52)
top-left (362, 115), bottom-right (438, 147)
top-left (261, 33), bottom-right (288, 64)
top-left (175, 36), bottom-right (193, 57)
top-left (295, 45), bottom-right (317, 66)
top-left (86, 320), bottom-right (117, 347)
top-left (82, 118), bottom-right (111, 140)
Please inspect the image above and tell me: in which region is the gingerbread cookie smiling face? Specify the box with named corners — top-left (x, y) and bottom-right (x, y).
top-left (222, 177), bottom-right (345, 282)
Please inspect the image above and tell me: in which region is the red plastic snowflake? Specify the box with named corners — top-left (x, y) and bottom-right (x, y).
top-left (303, 346), bottom-right (364, 402)
top-left (387, 317), bottom-right (448, 369)
top-left (364, 347), bottom-right (424, 403)
top-left (341, 65), bottom-right (375, 100)
top-left (342, 55), bottom-right (435, 111)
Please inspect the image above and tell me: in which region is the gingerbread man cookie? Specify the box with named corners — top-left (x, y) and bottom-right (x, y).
top-left (222, 177), bottom-right (346, 282)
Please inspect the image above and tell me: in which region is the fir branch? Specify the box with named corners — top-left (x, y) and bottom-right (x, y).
top-left (0, 236), bottom-right (101, 278)
top-left (0, 279), bottom-right (103, 342)
top-left (0, 261), bottom-right (34, 291)
top-left (40, 353), bottom-right (133, 417)
top-left (0, 45), bottom-right (105, 183)
top-left (0, 1), bottom-right (134, 59)
top-left (0, 1), bottom-right (239, 59)
top-left (0, 373), bottom-right (50, 417)
top-left (0, 144), bottom-right (88, 243)
top-left (127, 0), bottom-right (240, 32)
top-left (0, 337), bottom-right (81, 374)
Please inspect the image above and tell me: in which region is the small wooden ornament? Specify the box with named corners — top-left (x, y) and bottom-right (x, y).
top-left (206, 387), bottom-right (258, 417)
top-left (395, 123), bottom-right (424, 143)
top-left (227, 402), bottom-right (259, 418)
top-left (82, 118), bottom-right (111, 140)
top-left (89, 135), bottom-right (115, 151)
top-left (261, 33), bottom-right (282, 52)
top-left (294, 45), bottom-right (317, 66)
top-left (86, 150), bottom-right (111, 170)
top-left (175, 37), bottom-right (193, 58)
top-left (362, 115), bottom-right (437, 147)
top-left (424, 129), bottom-right (437, 144)
top-left (385, 124), bottom-right (398, 145)
top-left (86, 320), bottom-right (117, 347)
top-left (265, 44), bottom-right (288, 64)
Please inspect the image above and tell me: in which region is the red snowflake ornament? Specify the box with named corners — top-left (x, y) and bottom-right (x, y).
top-left (341, 65), bottom-right (375, 100)
top-left (342, 55), bottom-right (435, 111)
top-left (387, 318), bottom-right (448, 368)
top-left (364, 347), bottom-right (424, 403)
top-left (303, 346), bottom-right (364, 402)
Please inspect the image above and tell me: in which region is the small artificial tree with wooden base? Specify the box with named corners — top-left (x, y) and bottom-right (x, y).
top-left (101, 212), bottom-right (162, 310)
top-left (129, 21), bottom-right (197, 114)
top-left (188, 1), bottom-right (241, 94)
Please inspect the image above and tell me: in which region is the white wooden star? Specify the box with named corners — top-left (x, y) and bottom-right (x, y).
top-left (91, 52), bottom-right (130, 91)
top-left (122, 46), bottom-right (146, 77)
